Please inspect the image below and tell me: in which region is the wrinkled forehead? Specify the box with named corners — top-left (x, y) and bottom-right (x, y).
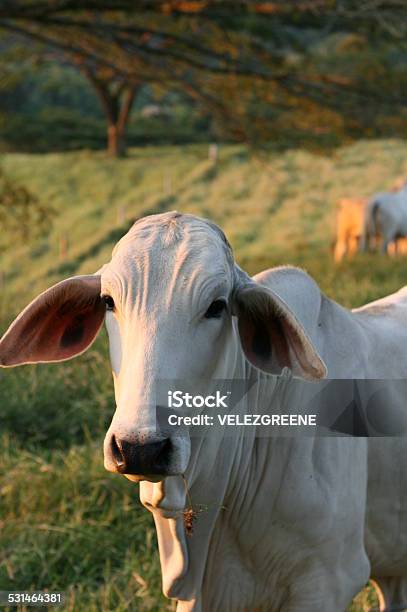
top-left (101, 212), bottom-right (235, 300)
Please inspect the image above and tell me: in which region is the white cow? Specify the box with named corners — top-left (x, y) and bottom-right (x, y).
top-left (2, 211), bottom-right (407, 611)
top-left (362, 185), bottom-right (407, 254)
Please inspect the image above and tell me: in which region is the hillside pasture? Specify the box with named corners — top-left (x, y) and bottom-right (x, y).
top-left (2, 140), bottom-right (407, 610)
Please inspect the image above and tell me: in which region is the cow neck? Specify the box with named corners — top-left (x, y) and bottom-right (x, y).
top-left (138, 320), bottom-right (241, 602)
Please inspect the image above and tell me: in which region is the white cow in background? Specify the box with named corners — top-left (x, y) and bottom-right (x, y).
top-left (362, 184), bottom-right (407, 254)
top-left (2, 211), bottom-right (407, 611)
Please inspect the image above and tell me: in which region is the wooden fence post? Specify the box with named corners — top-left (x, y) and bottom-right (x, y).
top-left (117, 204), bottom-right (127, 225)
top-left (163, 171), bottom-right (172, 196)
top-left (59, 234), bottom-right (69, 261)
top-left (208, 143), bottom-right (219, 164)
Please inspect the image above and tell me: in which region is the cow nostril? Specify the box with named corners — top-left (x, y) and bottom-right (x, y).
top-left (111, 434), bottom-right (126, 470)
top-left (110, 437), bottom-right (173, 476)
top-left (156, 438), bottom-right (172, 463)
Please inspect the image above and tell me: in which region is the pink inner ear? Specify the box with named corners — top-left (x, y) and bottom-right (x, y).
top-left (238, 310), bottom-right (291, 374)
top-left (0, 276), bottom-right (105, 366)
top-left (31, 299), bottom-right (105, 362)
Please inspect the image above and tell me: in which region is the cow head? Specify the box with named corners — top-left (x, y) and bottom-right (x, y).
top-left (0, 212), bottom-right (326, 483)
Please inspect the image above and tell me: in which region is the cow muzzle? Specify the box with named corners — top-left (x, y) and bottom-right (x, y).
top-left (104, 433), bottom-right (173, 482)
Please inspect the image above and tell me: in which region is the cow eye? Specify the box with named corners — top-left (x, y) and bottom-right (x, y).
top-left (102, 295), bottom-right (115, 311)
top-left (205, 299), bottom-right (227, 319)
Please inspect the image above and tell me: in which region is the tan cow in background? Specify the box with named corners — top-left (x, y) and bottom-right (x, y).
top-left (334, 197), bottom-right (368, 262)
top-left (334, 178), bottom-right (407, 262)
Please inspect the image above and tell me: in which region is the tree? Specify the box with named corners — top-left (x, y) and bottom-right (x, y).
top-left (72, 60), bottom-right (139, 157)
top-left (1, 1), bottom-right (407, 152)
top-left (0, 31), bottom-right (141, 157)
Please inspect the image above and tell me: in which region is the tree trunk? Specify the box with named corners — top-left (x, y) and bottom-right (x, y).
top-left (78, 65), bottom-right (136, 158)
top-left (114, 87), bottom-right (136, 157)
top-left (107, 123), bottom-right (126, 157)
top-left (106, 87), bottom-right (136, 157)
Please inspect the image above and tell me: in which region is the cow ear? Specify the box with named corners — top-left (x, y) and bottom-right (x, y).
top-left (0, 275), bottom-right (105, 367)
top-left (233, 281), bottom-right (327, 381)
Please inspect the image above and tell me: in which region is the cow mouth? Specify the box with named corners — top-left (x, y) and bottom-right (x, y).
top-left (124, 473), bottom-right (166, 483)
top-left (139, 476), bottom-right (187, 516)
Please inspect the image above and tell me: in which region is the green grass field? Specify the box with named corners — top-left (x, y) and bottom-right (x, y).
top-left (2, 140), bottom-right (407, 611)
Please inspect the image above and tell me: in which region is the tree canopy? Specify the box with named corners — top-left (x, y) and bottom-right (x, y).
top-left (1, 1), bottom-right (407, 153)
